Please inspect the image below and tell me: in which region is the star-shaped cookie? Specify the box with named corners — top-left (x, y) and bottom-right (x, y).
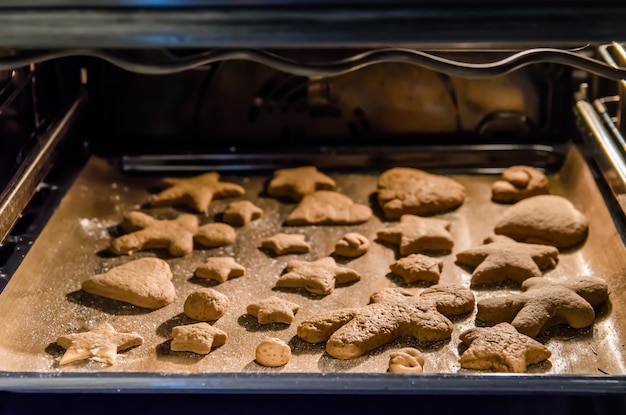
top-left (247, 296), bottom-right (301, 325)
top-left (376, 214), bottom-right (454, 256)
top-left (477, 276), bottom-right (609, 338)
top-left (459, 323), bottom-right (551, 373)
top-left (56, 323), bottom-right (143, 365)
top-left (261, 233), bottom-right (310, 256)
top-left (170, 322), bottom-right (227, 355)
top-left (194, 257), bottom-right (246, 283)
top-left (223, 200), bottom-right (263, 226)
top-left (110, 211), bottom-right (198, 256)
top-left (267, 166), bottom-right (336, 201)
top-left (150, 172), bottom-right (245, 214)
top-left (275, 257), bottom-right (361, 296)
top-left (455, 235), bottom-right (559, 286)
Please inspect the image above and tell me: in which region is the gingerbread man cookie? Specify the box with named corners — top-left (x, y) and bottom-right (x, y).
top-left (297, 285), bottom-right (475, 359)
top-left (151, 172), bottom-right (245, 214)
top-left (110, 211), bottom-right (198, 256)
top-left (476, 276), bottom-right (609, 338)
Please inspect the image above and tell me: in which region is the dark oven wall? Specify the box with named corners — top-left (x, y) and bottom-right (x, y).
top-left (86, 50), bottom-right (575, 157)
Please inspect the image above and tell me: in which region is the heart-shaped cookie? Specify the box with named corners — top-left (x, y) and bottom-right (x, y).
top-left (377, 167), bottom-right (466, 219)
top-left (82, 257), bottom-right (176, 309)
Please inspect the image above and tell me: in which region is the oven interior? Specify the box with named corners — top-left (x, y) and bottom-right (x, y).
top-left (0, 44), bottom-right (625, 393)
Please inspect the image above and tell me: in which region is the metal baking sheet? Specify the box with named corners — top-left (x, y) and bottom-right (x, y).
top-left (0, 147), bottom-right (625, 387)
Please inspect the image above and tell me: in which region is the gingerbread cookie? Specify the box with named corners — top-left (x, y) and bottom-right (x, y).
top-left (285, 191), bottom-right (372, 226)
top-left (297, 285), bottom-right (475, 359)
top-left (110, 211), bottom-right (198, 257)
top-left (184, 288), bottom-right (230, 321)
top-left (492, 165), bottom-right (550, 203)
top-left (247, 296), bottom-right (300, 325)
top-left (223, 200), bottom-right (263, 226)
top-left (377, 167), bottom-right (466, 219)
top-left (267, 166), bottom-right (336, 201)
top-left (388, 348), bottom-right (426, 374)
top-left (459, 323), bottom-right (551, 373)
top-left (194, 223), bottom-right (236, 248)
top-left (151, 172), bottom-right (245, 214)
top-left (261, 233), bottom-right (310, 256)
top-left (170, 323), bottom-right (227, 355)
top-left (389, 254), bottom-right (443, 284)
top-left (82, 257), bottom-right (176, 309)
top-left (335, 233), bottom-right (370, 258)
top-left (376, 215), bottom-right (453, 256)
top-left (194, 257), bottom-right (245, 284)
top-left (494, 195), bottom-right (588, 248)
top-left (275, 257), bottom-right (361, 296)
top-left (476, 276), bottom-right (609, 338)
top-left (255, 338), bottom-right (292, 367)
top-left (455, 235), bottom-right (558, 286)
top-left (56, 323), bottom-right (143, 365)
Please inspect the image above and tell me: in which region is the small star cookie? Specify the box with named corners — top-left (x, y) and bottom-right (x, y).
top-left (459, 323), bottom-right (551, 373)
top-left (223, 200), bottom-right (263, 226)
top-left (376, 215), bottom-right (454, 256)
top-left (477, 276), bottom-right (609, 338)
top-left (276, 257), bottom-right (361, 296)
top-left (56, 322), bottom-right (143, 365)
top-left (110, 211), bottom-right (198, 257)
top-left (335, 233), bottom-right (370, 258)
top-left (455, 235), bottom-right (558, 286)
top-left (388, 348), bottom-right (426, 374)
top-left (297, 285), bottom-right (475, 359)
top-left (194, 257), bottom-right (245, 284)
top-left (285, 191), bottom-right (372, 226)
top-left (492, 165), bottom-right (550, 203)
top-left (261, 233), bottom-right (310, 256)
top-left (267, 166), bottom-right (336, 201)
top-left (82, 257), bottom-right (176, 309)
top-left (389, 254), bottom-right (443, 284)
top-left (170, 323), bottom-right (227, 355)
top-left (194, 223), bottom-right (236, 247)
top-left (151, 172), bottom-right (245, 214)
top-left (247, 296), bottom-right (301, 325)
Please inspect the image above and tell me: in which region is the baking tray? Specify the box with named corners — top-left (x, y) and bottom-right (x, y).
top-left (0, 146), bottom-right (625, 393)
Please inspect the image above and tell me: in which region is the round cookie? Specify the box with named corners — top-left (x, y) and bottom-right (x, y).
top-left (494, 195), bottom-right (588, 248)
top-left (184, 288), bottom-right (230, 321)
top-left (334, 233), bottom-right (370, 258)
top-left (255, 338), bottom-right (291, 367)
top-left (377, 167), bottom-right (466, 219)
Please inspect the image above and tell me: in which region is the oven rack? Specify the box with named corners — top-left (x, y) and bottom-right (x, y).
top-left (1, 48), bottom-right (626, 80)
